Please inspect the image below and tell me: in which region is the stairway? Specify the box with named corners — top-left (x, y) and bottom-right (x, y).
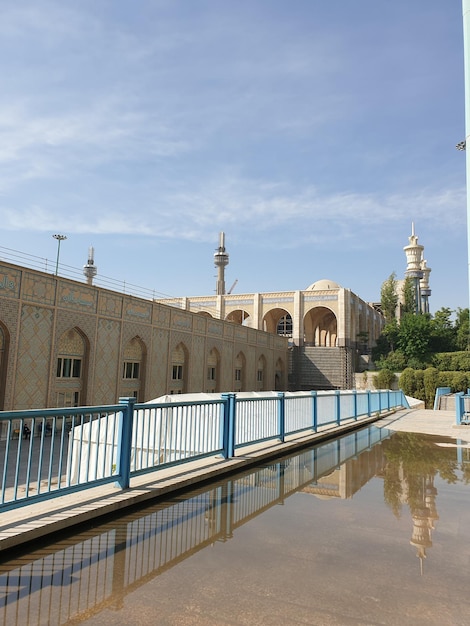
top-left (289, 346), bottom-right (354, 391)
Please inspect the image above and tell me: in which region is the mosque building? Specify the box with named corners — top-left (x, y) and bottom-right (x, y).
top-left (157, 233), bottom-right (388, 390)
top-left (0, 225), bottom-right (430, 410)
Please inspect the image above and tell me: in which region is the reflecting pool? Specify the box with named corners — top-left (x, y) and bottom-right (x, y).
top-left (1, 425), bottom-right (470, 625)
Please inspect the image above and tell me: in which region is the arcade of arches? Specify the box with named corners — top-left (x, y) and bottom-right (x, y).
top-left (159, 279), bottom-right (384, 352)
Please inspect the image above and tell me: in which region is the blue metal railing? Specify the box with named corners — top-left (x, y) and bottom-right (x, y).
top-left (0, 389), bottom-right (408, 512)
top-left (455, 392), bottom-right (470, 425)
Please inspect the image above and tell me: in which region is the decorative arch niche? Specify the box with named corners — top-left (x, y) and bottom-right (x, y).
top-left (303, 307), bottom-right (338, 347)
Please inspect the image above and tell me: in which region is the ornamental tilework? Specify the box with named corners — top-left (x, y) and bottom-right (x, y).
top-left (93, 319), bottom-right (121, 404)
top-left (15, 306), bottom-right (53, 409)
top-left (98, 294), bottom-right (123, 318)
top-left (22, 273), bottom-right (56, 306)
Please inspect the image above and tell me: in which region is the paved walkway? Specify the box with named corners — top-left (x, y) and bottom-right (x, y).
top-left (1, 407), bottom-right (470, 553)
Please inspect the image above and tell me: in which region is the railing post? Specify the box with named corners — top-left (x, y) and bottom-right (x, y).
top-left (116, 396), bottom-right (136, 489)
top-left (311, 391), bottom-right (317, 432)
top-left (456, 392), bottom-right (464, 425)
top-left (277, 392), bottom-right (285, 443)
top-left (367, 390), bottom-right (372, 416)
top-left (335, 390), bottom-right (341, 425)
top-left (221, 393), bottom-right (236, 458)
top-left (352, 389), bottom-right (358, 421)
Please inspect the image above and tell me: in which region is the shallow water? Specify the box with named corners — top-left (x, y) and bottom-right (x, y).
top-left (1, 425), bottom-right (470, 626)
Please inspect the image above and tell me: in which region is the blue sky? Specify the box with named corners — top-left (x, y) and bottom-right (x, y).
top-left (0, 1), bottom-right (467, 313)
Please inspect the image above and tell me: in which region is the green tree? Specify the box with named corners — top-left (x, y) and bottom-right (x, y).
top-left (401, 276), bottom-right (416, 315)
top-left (455, 307), bottom-right (470, 351)
top-left (397, 313), bottom-right (431, 364)
top-left (380, 273), bottom-right (398, 323)
top-left (430, 307), bottom-right (456, 353)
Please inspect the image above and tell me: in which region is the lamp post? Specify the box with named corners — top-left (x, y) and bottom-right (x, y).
top-left (52, 234), bottom-right (67, 276)
top-left (461, 0), bottom-right (470, 346)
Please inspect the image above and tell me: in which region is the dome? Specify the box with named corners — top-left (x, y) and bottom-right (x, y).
top-left (305, 279), bottom-right (341, 291)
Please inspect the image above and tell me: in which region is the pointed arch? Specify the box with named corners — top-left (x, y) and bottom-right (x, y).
top-left (121, 336), bottom-right (147, 401)
top-left (257, 354), bottom-right (267, 391)
top-left (170, 342), bottom-right (189, 394)
top-left (206, 347), bottom-right (221, 393)
top-left (234, 351), bottom-right (246, 392)
top-left (55, 327), bottom-right (89, 407)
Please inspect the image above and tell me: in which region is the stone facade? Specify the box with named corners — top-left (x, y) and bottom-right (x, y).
top-left (157, 278), bottom-right (385, 390)
top-left (158, 278), bottom-right (384, 350)
top-left (0, 261), bottom-right (288, 410)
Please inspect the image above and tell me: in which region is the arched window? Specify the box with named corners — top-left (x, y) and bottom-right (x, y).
top-left (234, 352), bottom-right (246, 392)
top-left (121, 337), bottom-right (146, 401)
top-left (206, 348), bottom-right (220, 393)
top-left (263, 308), bottom-right (292, 336)
top-left (257, 355), bottom-right (267, 391)
top-left (170, 343), bottom-right (188, 394)
top-left (55, 328), bottom-right (88, 407)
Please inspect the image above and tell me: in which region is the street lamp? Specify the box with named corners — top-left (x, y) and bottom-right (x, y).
top-left (52, 234), bottom-right (67, 276)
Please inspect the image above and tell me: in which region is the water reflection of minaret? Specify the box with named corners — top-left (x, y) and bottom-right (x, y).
top-left (214, 232), bottom-right (229, 295)
top-left (409, 474), bottom-right (439, 575)
top-left (83, 246), bottom-right (98, 285)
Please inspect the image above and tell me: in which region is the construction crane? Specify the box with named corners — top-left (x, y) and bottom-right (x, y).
top-left (227, 279), bottom-right (238, 294)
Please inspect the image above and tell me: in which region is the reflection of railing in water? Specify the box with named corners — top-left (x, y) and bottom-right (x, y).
top-left (0, 390), bottom-right (408, 512)
top-left (0, 425), bottom-right (392, 625)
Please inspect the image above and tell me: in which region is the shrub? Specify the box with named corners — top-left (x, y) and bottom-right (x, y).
top-left (414, 369), bottom-right (426, 403)
top-left (372, 368), bottom-right (397, 390)
top-left (438, 371), bottom-right (454, 388)
top-left (433, 351), bottom-right (470, 371)
top-left (452, 372), bottom-right (468, 393)
top-left (423, 367), bottom-right (439, 409)
top-left (399, 368), bottom-right (416, 397)
top-left (376, 350), bottom-right (407, 372)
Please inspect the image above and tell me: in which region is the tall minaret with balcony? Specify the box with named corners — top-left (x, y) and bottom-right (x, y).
top-left (83, 246), bottom-right (98, 286)
top-left (420, 259), bottom-right (432, 314)
top-left (404, 223), bottom-right (425, 313)
top-left (214, 232), bottom-right (229, 296)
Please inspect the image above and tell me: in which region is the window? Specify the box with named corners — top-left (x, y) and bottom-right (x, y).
top-left (257, 369), bottom-right (263, 382)
top-left (208, 367), bottom-right (216, 381)
top-left (56, 391), bottom-right (80, 407)
top-left (57, 358), bottom-right (82, 378)
top-left (123, 362), bottom-right (140, 379)
top-left (172, 365), bottom-right (183, 380)
top-left (235, 368), bottom-right (241, 381)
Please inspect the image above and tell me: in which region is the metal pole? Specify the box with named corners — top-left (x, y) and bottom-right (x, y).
top-left (53, 234), bottom-right (67, 276)
top-left (463, 1), bottom-right (470, 337)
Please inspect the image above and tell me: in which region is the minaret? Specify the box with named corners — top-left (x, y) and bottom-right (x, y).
top-left (420, 259), bottom-right (432, 314)
top-left (214, 232), bottom-right (229, 295)
top-left (83, 246), bottom-right (97, 285)
top-left (404, 223), bottom-right (424, 313)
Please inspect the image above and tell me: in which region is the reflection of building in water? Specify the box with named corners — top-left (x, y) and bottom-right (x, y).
top-left (302, 436), bottom-right (388, 499)
top-left (408, 475), bottom-right (439, 574)
top-left (0, 427), bottom-right (393, 625)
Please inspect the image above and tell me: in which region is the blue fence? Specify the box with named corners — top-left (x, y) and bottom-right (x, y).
top-left (454, 391), bottom-right (470, 425)
top-left (0, 389), bottom-right (408, 512)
